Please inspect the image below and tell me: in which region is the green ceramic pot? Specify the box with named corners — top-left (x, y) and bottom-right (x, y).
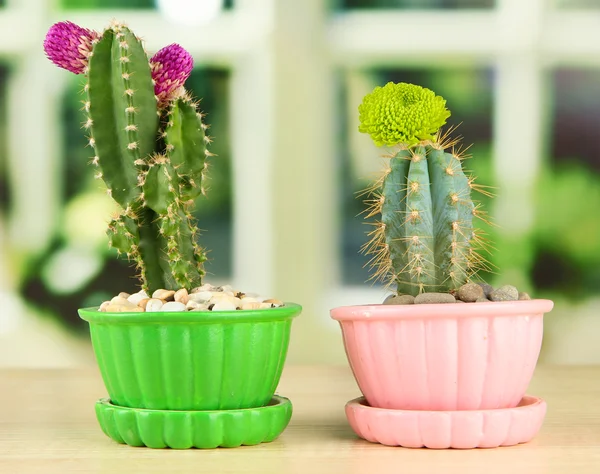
top-left (79, 304), bottom-right (301, 411)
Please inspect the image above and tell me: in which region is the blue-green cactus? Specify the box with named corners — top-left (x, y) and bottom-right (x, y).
top-left (359, 82), bottom-right (491, 295)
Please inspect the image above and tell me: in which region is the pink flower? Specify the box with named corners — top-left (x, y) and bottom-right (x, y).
top-left (151, 44), bottom-right (194, 106)
top-left (43, 21), bottom-right (97, 74)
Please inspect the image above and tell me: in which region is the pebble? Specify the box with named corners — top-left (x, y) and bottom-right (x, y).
top-left (161, 301), bottom-right (186, 312)
top-left (263, 299), bottom-right (284, 307)
top-left (99, 301), bottom-right (110, 311)
top-left (118, 292), bottom-right (131, 299)
top-left (477, 283), bottom-right (494, 298)
top-left (145, 298), bottom-right (165, 312)
top-left (188, 291), bottom-right (213, 303)
top-left (241, 302), bottom-right (262, 310)
top-left (489, 285), bottom-right (519, 302)
top-left (383, 295), bottom-right (415, 305)
top-left (457, 283), bottom-right (484, 303)
top-left (127, 290), bottom-right (149, 305)
top-left (241, 296), bottom-right (260, 304)
top-left (260, 302), bottom-right (274, 309)
top-left (137, 298), bottom-right (150, 309)
top-left (174, 288), bottom-right (189, 304)
top-left (212, 301), bottom-right (237, 311)
top-left (476, 297), bottom-right (491, 303)
top-left (518, 292), bottom-right (531, 301)
top-left (152, 289), bottom-right (175, 301)
top-left (186, 300), bottom-right (202, 310)
top-left (110, 295), bottom-right (134, 306)
top-left (414, 293), bottom-right (456, 304)
top-left (105, 303), bottom-right (142, 313)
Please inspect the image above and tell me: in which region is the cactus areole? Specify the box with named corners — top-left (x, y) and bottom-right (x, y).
top-left (44, 20), bottom-right (212, 293)
top-left (359, 82), bottom-right (492, 296)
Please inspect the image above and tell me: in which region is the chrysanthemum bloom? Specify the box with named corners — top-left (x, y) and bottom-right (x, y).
top-left (151, 44), bottom-right (194, 106)
top-left (359, 82), bottom-right (451, 146)
top-left (43, 21), bottom-right (97, 74)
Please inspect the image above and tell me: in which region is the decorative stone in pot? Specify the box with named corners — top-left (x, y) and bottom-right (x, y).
top-left (331, 82), bottom-right (553, 449)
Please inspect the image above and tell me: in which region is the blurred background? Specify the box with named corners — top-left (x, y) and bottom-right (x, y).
top-left (0, 0), bottom-right (599, 367)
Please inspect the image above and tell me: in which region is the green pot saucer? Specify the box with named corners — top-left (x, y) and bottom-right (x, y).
top-left (95, 395), bottom-right (292, 449)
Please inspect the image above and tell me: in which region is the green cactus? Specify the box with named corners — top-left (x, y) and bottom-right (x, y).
top-left (359, 82), bottom-right (492, 295)
top-left (46, 20), bottom-right (211, 292)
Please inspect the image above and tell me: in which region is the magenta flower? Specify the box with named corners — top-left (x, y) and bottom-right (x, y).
top-left (43, 21), bottom-right (97, 74)
top-left (151, 44), bottom-right (194, 106)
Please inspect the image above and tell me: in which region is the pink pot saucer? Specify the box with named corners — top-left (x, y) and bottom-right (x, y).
top-left (345, 395), bottom-right (546, 449)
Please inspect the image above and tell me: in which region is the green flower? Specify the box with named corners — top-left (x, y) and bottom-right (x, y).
top-left (358, 82), bottom-right (451, 147)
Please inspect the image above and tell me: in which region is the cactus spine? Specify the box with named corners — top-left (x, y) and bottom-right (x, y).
top-left (359, 82), bottom-right (491, 295)
top-left (45, 21), bottom-right (211, 292)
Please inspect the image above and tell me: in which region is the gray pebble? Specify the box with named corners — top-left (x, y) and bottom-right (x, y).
top-left (455, 300), bottom-right (466, 304)
top-left (476, 297), bottom-right (490, 303)
top-left (518, 292), bottom-right (531, 300)
top-left (477, 282), bottom-right (494, 298)
top-left (457, 283), bottom-right (484, 302)
top-left (383, 295), bottom-right (415, 305)
top-left (415, 293), bottom-right (456, 304)
top-left (489, 285), bottom-right (519, 302)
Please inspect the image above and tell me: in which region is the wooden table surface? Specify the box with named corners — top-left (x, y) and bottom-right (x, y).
top-left (0, 365), bottom-right (599, 473)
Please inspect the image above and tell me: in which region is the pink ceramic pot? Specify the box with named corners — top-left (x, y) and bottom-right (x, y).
top-left (331, 299), bottom-right (553, 411)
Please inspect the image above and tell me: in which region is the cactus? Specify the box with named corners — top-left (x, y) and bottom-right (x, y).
top-left (44, 20), bottom-right (211, 292)
top-left (359, 82), bottom-right (492, 295)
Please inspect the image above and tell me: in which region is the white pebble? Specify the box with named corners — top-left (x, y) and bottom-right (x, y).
top-left (160, 301), bottom-right (186, 312)
top-left (174, 288), bottom-right (189, 304)
top-left (118, 292), bottom-right (131, 299)
top-left (145, 298), bottom-right (164, 312)
top-left (211, 301), bottom-right (237, 311)
top-left (190, 283), bottom-right (212, 293)
top-left (105, 303), bottom-right (142, 313)
top-left (99, 301), bottom-right (110, 311)
top-left (259, 302), bottom-right (273, 309)
top-left (241, 302), bottom-right (261, 310)
top-left (189, 291), bottom-right (213, 303)
top-left (127, 290), bottom-right (149, 305)
top-left (152, 289), bottom-right (175, 301)
top-left (186, 300), bottom-right (202, 310)
top-left (110, 296), bottom-right (136, 307)
top-left (241, 297), bottom-right (259, 304)
top-left (221, 285), bottom-right (234, 293)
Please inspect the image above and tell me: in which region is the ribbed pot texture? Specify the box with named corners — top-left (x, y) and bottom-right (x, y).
top-left (79, 304), bottom-right (302, 410)
top-left (330, 300), bottom-right (553, 411)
